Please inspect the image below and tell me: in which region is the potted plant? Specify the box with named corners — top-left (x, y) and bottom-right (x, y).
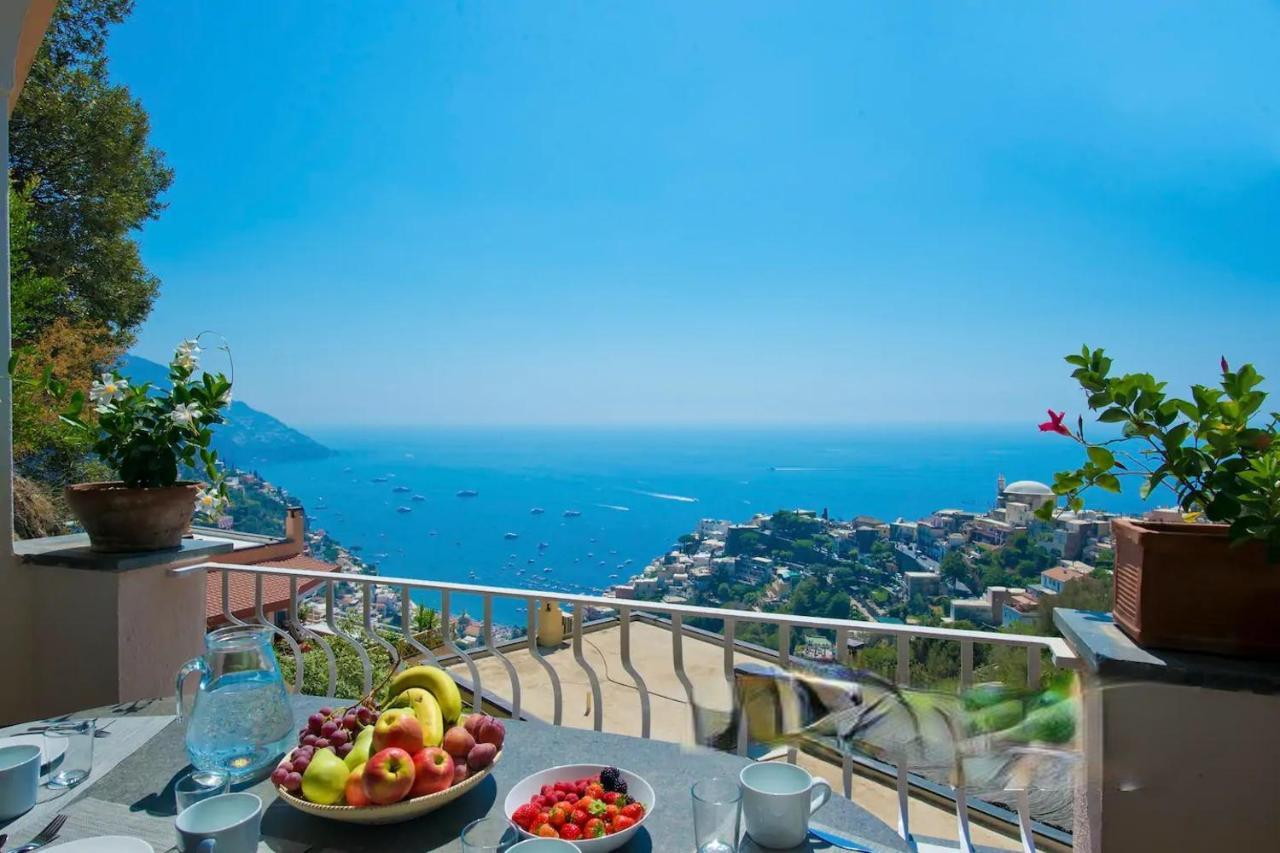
top-left (41, 337), bottom-right (233, 552)
top-left (1038, 346), bottom-right (1280, 657)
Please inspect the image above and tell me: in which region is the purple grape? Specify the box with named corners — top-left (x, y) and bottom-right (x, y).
top-left (336, 742), bottom-right (353, 758)
top-left (307, 713), bottom-right (325, 734)
top-left (357, 707), bottom-right (374, 725)
top-left (320, 720), bottom-right (338, 738)
top-left (318, 706), bottom-right (333, 717)
top-left (314, 738), bottom-right (331, 750)
top-left (330, 729), bottom-right (349, 747)
top-left (343, 713), bottom-right (358, 730)
top-left (292, 754), bottom-right (311, 773)
top-left (301, 734), bottom-right (318, 747)
top-left (271, 766), bottom-right (290, 786)
top-left (284, 771), bottom-right (303, 792)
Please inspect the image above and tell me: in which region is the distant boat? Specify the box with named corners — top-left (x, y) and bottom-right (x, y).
top-left (457, 489), bottom-right (479, 498)
top-left (587, 552), bottom-right (595, 558)
top-left (372, 477), bottom-right (389, 483)
top-left (530, 507), bottom-right (545, 515)
top-left (543, 567), bottom-right (553, 573)
top-left (412, 495), bottom-right (426, 502)
top-left (538, 541), bottom-right (549, 550)
top-left (428, 530), bottom-right (438, 537)
top-left (527, 558), bottom-right (535, 564)
top-left (343, 466), bottom-right (353, 473)
top-left (563, 510), bottom-right (581, 518)
top-left (504, 532), bottom-right (519, 540)
top-left (393, 485), bottom-right (411, 493)
top-left (396, 506), bottom-right (412, 514)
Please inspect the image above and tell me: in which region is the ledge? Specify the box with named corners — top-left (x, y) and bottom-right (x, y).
top-left (15, 532), bottom-right (234, 573)
top-left (1055, 609), bottom-right (1280, 695)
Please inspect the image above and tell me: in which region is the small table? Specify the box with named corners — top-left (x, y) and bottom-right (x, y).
top-left (9, 697), bottom-right (908, 851)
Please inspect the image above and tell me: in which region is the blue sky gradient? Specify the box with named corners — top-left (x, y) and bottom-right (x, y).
top-left (111, 1), bottom-right (1280, 426)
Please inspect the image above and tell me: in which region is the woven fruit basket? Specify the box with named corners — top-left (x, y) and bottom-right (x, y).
top-left (274, 752), bottom-right (501, 826)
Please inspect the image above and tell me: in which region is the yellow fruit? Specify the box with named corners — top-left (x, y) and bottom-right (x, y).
top-left (344, 724), bottom-right (375, 770)
top-left (384, 665), bottom-right (463, 725)
top-left (388, 687), bottom-right (444, 747)
top-left (301, 747), bottom-right (349, 805)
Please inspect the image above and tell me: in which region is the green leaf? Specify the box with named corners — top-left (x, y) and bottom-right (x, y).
top-left (1097, 407), bottom-right (1129, 423)
top-left (1086, 447), bottom-right (1115, 469)
top-left (1095, 473), bottom-right (1122, 493)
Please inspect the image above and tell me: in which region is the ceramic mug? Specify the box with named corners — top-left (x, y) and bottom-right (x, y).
top-left (507, 840), bottom-right (578, 851)
top-left (175, 791), bottom-right (262, 853)
top-left (0, 744), bottom-right (41, 820)
top-left (739, 761), bottom-right (831, 849)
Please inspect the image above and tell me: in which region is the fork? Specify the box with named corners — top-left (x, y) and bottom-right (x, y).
top-left (7, 813), bottom-right (67, 852)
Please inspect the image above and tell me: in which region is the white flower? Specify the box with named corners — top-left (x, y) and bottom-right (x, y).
top-left (173, 339), bottom-right (202, 371)
top-left (194, 487), bottom-right (225, 518)
top-left (170, 403), bottom-right (202, 426)
top-left (89, 373), bottom-right (128, 403)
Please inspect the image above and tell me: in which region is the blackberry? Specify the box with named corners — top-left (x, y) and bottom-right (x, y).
top-left (599, 766), bottom-right (623, 792)
top-left (614, 778), bottom-right (628, 797)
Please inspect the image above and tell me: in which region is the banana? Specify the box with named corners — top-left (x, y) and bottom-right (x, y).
top-left (388, 687), bottom-right (444, 747)
top-left (384, 665), bottom-right (463, 725)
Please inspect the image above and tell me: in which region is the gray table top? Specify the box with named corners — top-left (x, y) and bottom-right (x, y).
top-left (55, 695), bottom-right (906, 852)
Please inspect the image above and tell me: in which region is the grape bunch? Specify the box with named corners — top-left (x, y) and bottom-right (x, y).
top-left (271, 703), bottom-right (377, 793)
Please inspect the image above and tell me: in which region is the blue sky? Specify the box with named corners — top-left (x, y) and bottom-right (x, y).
top-left (112, 1), bottom-right (1280, 427)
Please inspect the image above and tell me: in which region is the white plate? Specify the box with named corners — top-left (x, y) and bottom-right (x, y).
top-left (503, 764), bottom-right (655, 852)
top-left (45, 838), bottom-right (153, 852)
top-left (0, 733), bottom-right (67, 767)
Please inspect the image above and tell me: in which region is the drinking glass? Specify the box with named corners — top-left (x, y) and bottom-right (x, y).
top-left (460, 816), bottom-right (520, 852)
top-left (692, 776), bottom-right (741, 853)
top-left (45, 719), bottom-right (95, 789)
top-left (175, 768), bottom-right (231, 812)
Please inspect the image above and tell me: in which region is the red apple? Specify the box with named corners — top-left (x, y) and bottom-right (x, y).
top-left (476, 718), bottom-right (505, 750)
top-left (467, 742), bottom-right (497, 770)
top-left (463, 713), bottom-right (490, 737)
top-left (344, 763), bottom-right (371, 807)
top-left (362, 747), bottom-right (415, 805)
top-left (442, 725), bottom-right (476, 761)
top-left (409, 747), bottom-right (454, 797)
top-left (452, 762), bottom-right (469, 786)
top-left (372, 708), bottom-right (424, 755)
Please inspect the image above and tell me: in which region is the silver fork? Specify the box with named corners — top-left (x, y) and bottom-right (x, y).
top-left (7, 813), bottom-right (67, 852)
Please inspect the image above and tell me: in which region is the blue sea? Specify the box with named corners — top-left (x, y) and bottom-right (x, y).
top-left (255, 426), bottom-right (1149, 624)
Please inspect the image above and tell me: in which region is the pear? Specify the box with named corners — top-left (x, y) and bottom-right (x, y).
top-left (301, 747), bottom-right (350, 805)
top-left (344, 725), bottom-right (375, 771)
top-left (388, 687), bottom-right (444, 747)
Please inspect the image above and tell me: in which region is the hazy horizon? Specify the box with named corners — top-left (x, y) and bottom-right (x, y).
top-left (113, 2), bottom-right (1280, 427)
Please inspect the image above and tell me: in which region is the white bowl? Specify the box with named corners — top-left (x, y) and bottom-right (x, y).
top-left (503, 764), bottom-right (655, 852)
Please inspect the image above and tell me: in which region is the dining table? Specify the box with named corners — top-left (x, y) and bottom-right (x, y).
top-left (0, 695), bottom-right (913, 852)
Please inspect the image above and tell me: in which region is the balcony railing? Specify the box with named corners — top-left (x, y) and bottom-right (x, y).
top-left (178, 561), bottom-right (1082, 851)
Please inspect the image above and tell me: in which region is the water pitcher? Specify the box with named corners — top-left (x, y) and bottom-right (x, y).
top-left (177, 625), bottom-right (294, 781)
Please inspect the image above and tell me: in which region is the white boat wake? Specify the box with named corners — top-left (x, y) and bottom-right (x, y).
top-left (595, 503), bottom-right (631, 512)
top-left (627, 489), bottom-right (699, 503)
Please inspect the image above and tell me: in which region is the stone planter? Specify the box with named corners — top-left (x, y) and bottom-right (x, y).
top-left (65, 481), bottom-right (199, 553)
top-left (1112, 517), bottom-right (1280, 657)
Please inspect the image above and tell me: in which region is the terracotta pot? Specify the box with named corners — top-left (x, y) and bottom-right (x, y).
top-left (65, 481), bottom-right (199, 553)
top-left (1112, 517), bottom-right (1280, 657)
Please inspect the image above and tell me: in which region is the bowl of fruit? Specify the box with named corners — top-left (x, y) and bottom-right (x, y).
top-left (273, 665), bottom-right (507, 825)
top-left (505, 765), bottom-right (654, 851)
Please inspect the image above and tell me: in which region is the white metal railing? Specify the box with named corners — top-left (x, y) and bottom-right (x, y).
top-left (177, 561), bottom-right (1079, 851)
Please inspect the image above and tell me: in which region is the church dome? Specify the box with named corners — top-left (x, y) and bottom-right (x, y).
top-left (1004, 480), bottom-right (1054, 497)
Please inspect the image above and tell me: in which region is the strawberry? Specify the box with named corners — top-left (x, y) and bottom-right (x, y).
top-left (621, 802), bottom-right (644, 820)
top-left (548, 804), bottom-right (571, 828)
top-left (612, 814), bottom-right (637, 833)
top-left (560, 823), bottom-right (583, 841)
top-left (571, 809), bottom-right (589, 826)
top-left (605, 804), bottom-right (619, 820)
top-left (511, 803), bottom-right (539, 829)
top-left (531, 795), bottom-right (547, 809)
top-left (564, 792), bottom-right (579, 804)
top-left (587, 798), bottom-right (609, 817)
top-left (586, 782), bottom-right (605, 799)
top-left (530, 811), bottom-right (550, 832)
top-left (577, 797), bottom-right (596, 813)
top-left (603, 791), bottom-right (620, 805)
top-left (541, 784), bottom-right (555, 799)
top-left (584, 818), bottom-right (607, 839)
top-left (536, 824), bottom-right (559, 838)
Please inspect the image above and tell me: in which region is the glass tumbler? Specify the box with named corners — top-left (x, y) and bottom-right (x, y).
top-left (45, 719), bottom-right (95, 789)
top-left (175, 767), bottom-right (231, 812)
top-left (692, 776), bottom-right (742, 853)
top-left (460, 816), bottom-right (521, 852)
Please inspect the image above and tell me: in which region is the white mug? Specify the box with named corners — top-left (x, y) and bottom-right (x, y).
top-left (739, 762), bottom-right (831, 849)
top-left (0, 744), bottom-right (41, 820)
top-left (175, 791), bottom-right (262, 853)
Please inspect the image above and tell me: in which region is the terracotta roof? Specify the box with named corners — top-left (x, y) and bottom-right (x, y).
top-left (1043, 565), bottom-right (1090, 583)
top-left (206, 554), bottom-right (338, 624)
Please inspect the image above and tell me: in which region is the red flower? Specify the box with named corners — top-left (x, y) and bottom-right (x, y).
top-left (1221, 356), bottom-right (1229, 374)
top-left (1038, 410), bottom-right (1071, 437)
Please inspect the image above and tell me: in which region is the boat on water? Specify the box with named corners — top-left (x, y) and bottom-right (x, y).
top-left (530, 507), bottom-right (545, 515)
top-left (457, 489), bottom-right (479, 498)
top-left (428, 530), bottom-right (438, 537)
top-left (527, 558), bottom-right (535, 564)
top-left (537, 541), bottom-right (549, 550)
top-left (372, 476), bottom-right (389, 483)
top-left (343, 466), bottom-right (353, 473)
top-left (393, 485), bottom-right (410, 493)
top-left (504, 532), bottom-right (519, 540)
top-left (563, 510), bottom-right (581, 518)
top-left (396, 506), bottom-right (412, 514)
top-left (543, 567), bottom-right (553, 573)
top-left (412, 494), bottom-right (426, 502)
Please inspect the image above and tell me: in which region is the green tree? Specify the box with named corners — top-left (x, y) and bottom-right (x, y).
top-left (1037, 574), bottom-right (1114, 635)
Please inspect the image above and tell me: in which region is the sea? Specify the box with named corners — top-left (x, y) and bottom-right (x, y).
top-left (255, 425), bottom-right (1150, 624)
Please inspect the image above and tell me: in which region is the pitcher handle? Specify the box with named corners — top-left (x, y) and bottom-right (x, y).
top-left (810, 779), bottom-right (832, 815)
top-left (176, 656), bottom-right (209, 721)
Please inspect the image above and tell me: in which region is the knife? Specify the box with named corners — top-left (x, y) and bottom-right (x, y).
top-left (808, 825), bottom-right (875, 851)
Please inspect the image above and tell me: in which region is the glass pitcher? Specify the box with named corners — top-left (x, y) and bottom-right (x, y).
top-left (177, 625), bottom-right (294, 781)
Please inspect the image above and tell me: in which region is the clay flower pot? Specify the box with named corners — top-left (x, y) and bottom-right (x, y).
top-left (65, 481), bottom-right (200, 553)
top-left (1112, 517), bottom-right (1280, 657)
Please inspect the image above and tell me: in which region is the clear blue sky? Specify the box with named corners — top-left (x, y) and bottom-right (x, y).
top-left (111, 1), bottom-right (1280, 427)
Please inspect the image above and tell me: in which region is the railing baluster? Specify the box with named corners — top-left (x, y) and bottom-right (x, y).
top-left (836, 625), bottom-right (851, 666)
top-left (527, 599), bottom-right (563, 725)
top-left (896, 633), bottom-right (910, 687)
top-left (361, 582), bottom-right (400, 668)
top-left (327, 580), bottom-right (373, 695)
top-left (292, 577), bottom-right (337, 696)
top-left (777, 622), bottom-right (791, 669)
top-left (441, 589), bottom-right (483, 713)
top-left (398, 586), bottom-right (437, 666)
top-left (221, 570), bottom-right (246, 626)
top-left (617, 606), bottom-right (650, 738)
top-left (1026, 644), bottom-right (1041, 688)
top-left (960, 639), bottom-right (974, 690)
top-left (572, 603), bottom-right (604, 731)
top-left (254, 573), bottom-right (304, 693)
top-left (484, 595), bottom-right (521, 718)
top-left (671, 612), bottom-right (700, 743)
top-left (842, 753), bottom-right (854, 799)
top-left (722, 616), bottom-right (736, 683)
